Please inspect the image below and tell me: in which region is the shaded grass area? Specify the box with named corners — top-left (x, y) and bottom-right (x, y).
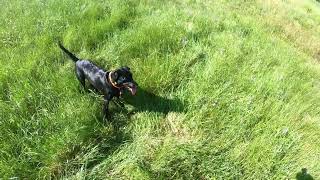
top-left (1, 0), bottom-right (320, 179)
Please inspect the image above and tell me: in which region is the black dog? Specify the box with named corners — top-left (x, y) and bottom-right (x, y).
top-left (58, 42), bottom-right (137, 119)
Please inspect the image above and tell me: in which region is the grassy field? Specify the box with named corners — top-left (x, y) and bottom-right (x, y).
top-left (1, 0), bottom-right (320, 179)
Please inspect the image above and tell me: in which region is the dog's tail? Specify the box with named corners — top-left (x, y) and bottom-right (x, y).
top-left (58, 42), bottom-right (79, 62)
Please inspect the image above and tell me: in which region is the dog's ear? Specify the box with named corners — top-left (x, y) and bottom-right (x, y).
top-left (122, 66), bottom-right (130, 71)
top-left (111, 71), bottom-right (118, 80)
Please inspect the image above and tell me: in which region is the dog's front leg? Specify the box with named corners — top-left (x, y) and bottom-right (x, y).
top-left (103, 97), bottom-right (110, 120)
top-left (114, 97), bottom-right (125, 108)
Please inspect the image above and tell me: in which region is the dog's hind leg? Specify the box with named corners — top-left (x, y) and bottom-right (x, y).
top-left (75, 68), bottom-right (86, 91)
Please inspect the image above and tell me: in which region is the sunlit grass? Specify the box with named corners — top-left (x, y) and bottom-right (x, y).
top-left (1, 0), bottom-right (320, 179)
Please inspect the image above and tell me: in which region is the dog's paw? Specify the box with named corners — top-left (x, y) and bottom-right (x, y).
top-left (114, 99), bottom-right (125, 108)
top-left (119, 102), bottom-right (125, 108)
top-left (103, 114), bottom-right (111, 123)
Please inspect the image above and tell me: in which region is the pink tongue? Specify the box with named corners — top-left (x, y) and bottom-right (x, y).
top-left (130, 86), bottom-right (137, 95)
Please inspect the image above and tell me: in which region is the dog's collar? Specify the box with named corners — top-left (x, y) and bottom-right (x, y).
top-left (108, 71), bottom-right (122, 89)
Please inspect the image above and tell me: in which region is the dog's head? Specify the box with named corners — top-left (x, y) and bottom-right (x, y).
top-left (109, 66), bottom-right (137, 95)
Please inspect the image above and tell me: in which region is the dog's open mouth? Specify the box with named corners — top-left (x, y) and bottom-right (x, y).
top-left (124, 83), bottom-right (137, 95)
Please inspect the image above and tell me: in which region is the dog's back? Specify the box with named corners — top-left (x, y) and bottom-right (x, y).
top-left (76, 60), bottom-right (107, 92)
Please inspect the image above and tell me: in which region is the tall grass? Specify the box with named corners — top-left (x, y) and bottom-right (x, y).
top-left (1, 0), bottom-right (320, 179)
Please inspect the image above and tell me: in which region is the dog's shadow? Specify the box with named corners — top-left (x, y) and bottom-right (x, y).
top-left (54, 87), bottom-right (185, 177)
top-left (121, 87), bottom-right (185, 115)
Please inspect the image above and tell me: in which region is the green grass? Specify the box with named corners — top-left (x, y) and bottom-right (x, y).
top-left (1, 0), bottom-right (320, 179)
